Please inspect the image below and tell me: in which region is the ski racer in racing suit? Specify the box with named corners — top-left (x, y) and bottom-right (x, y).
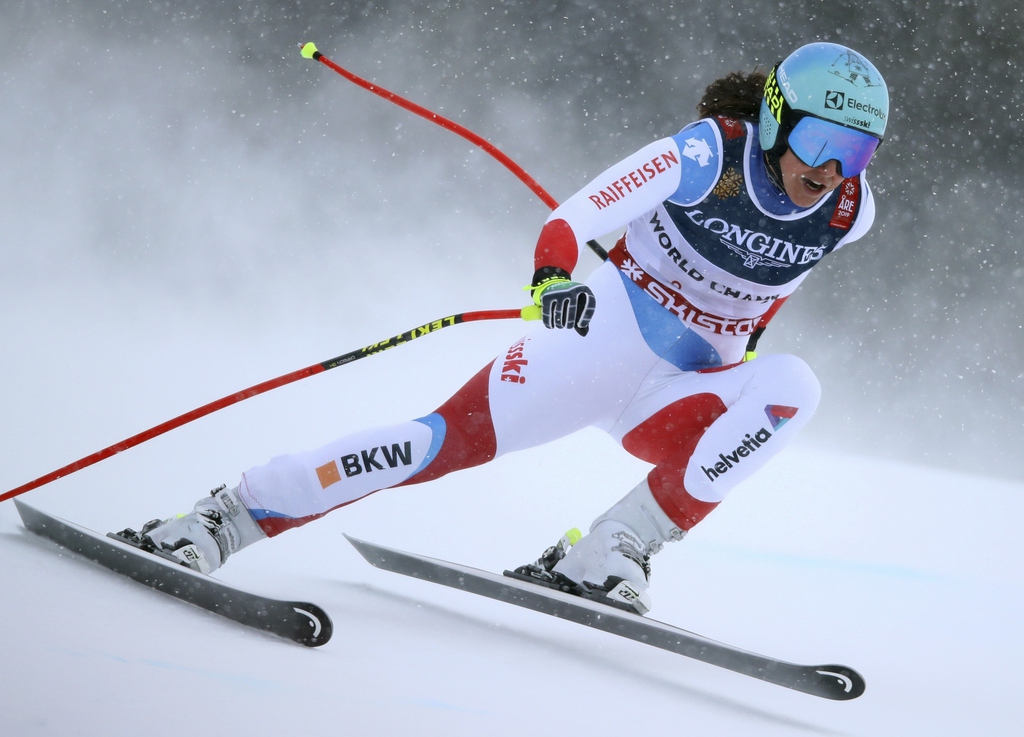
top-left (130, 42), bottom-right (890, 615)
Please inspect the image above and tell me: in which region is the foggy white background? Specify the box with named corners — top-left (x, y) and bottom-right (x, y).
top-left (2, 1), bottom-right (1020, 482)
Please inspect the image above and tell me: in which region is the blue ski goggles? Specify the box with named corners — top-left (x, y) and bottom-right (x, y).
top-left (786, 115), bottom-right (881, 177)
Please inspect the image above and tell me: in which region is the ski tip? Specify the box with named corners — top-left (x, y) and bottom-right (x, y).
top-left (809, 664), bottom-right (866, 700)
top-left (299, 42), bottom-right (320, 60)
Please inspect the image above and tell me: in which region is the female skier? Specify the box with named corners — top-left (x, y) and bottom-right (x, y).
top-left (125, 42), bottom-right (890, 615)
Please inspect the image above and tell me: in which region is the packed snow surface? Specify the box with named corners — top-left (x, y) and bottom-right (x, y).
top-left (2, 439), bottom-right (1021, 736)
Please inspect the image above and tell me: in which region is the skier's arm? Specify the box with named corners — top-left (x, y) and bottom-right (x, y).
top-left (532, 137), bottom-right (687, 274)
top-left (530, 122), bottom-right (727, 334)
top-left (528, 138), bottom-right (686, 335)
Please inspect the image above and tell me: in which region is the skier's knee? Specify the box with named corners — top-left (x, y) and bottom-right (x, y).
top-left (750, 353), bottom-right (821, 416)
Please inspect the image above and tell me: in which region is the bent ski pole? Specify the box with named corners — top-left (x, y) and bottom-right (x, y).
top-left (1, 307), bottom-right (536, 503)
top-left (300, 42), bottom-right (609, 262)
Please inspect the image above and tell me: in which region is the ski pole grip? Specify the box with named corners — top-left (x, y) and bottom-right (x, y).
top-left (520, 305), bottom-right (542, 321)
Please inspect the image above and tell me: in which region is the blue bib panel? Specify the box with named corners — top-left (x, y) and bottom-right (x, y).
top-left (665, 118), bottom-right (863, 288)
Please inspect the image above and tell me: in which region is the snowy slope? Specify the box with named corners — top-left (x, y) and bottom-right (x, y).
top-left (3, 440), bottom-right (1022, 737)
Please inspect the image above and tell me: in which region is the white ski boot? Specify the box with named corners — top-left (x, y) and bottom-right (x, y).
top-left (511, 478), bottom-right (685, 615)
top-left (132, 485), bottom-right (266, 574)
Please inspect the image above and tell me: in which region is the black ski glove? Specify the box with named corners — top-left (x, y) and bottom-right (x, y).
top-left (530, 267), bottom-right (597, 336)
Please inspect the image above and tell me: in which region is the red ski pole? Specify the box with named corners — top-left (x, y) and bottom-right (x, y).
top-left (300, 42), bottom-right (558, 210)
top-left (300, 42), bottom-right (609, 261)
top-left (1, 307), bottom-right (535, 503)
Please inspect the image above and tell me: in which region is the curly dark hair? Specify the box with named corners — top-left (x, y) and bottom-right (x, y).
top-left (696, 70), bottom-right (767, 122)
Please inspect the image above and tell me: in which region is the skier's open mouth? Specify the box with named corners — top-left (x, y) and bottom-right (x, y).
top-left (801, 177), bottom-right (827, 193)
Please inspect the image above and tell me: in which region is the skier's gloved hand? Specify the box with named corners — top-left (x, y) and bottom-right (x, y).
top-left (530, 266), bottom-right (596, 336)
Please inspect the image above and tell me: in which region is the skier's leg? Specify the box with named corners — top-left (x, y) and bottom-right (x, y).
top-left (134, 364), bottom-right (499, 573)
top-left (616, 353), bottom-right (821, 530)
top-left (140, 261), bottom-right (654, 572)
top-left (235, 360), bottom-right (499, 538)
top-left (533, 354), bottom-right (820, 611)
top-left (235, 264), bottom-right (648, 536)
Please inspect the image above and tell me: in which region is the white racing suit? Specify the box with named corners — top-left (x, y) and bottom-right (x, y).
top-left (238, 116), bottom-right (875, 538)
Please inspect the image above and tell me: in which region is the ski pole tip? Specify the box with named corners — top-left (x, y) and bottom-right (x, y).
top-left (299, 42), bottom-right (320, 60)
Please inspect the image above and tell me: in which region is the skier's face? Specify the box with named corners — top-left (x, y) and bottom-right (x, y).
top-left (779, 149), bottom-right (842, 208)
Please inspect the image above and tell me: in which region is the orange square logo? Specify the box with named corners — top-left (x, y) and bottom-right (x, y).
top-left (316, 460), bottom-right (342, 489)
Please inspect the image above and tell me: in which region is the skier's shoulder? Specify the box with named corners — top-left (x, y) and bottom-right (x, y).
top-left (666, 116), bottom-right (744, 205)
